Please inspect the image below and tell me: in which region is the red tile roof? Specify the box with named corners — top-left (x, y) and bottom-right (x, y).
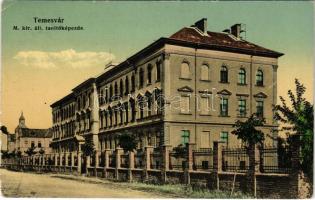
top-left (169, 27), bottom-right (283, 57)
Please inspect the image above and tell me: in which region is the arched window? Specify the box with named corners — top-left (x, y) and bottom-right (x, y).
top-left (200, 64), bottom-right (210, 81)
top-left (220, 66), bottom-right (228, 83)
top-left (131, 74), bottom-right (135, 92)
top-left (119, 79), bottom-right (123, 97)
top-left (109, 85), bottom-right (113, 102)
top-left (130, 98), bottom-right (136, 122)
top-left (125, 76), bottom-right (129, 95)
top-left (256, 70), bottom-right (264, 86)
top-left (114, 82), bottom-right (118, 96)
top-left (147, 64), bottom-right (152, 84)
top-left (139, 68), bottom-right (144, 88)
top-left (238, 68), bottom-right (246, 85)
top-left (156, 62), bottom-right (161, 82)
top-left (180, 62), bottom-right (190, 79)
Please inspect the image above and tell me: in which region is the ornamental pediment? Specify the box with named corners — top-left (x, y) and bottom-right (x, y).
top-left (177, 86), bottom-right (194, 92)
top-left (217, 89), bottom-right (232, 96)
top-left (253, 92), bottom-right (267, 98)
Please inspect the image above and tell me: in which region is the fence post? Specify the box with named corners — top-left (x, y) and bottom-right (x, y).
top-left (289, 134), bottom-right (301, 198)
top-left (161, 145), bottom-right (172, 183)
top-left (212, 141), bottom-right (224, 190)
top-left (128, 151), bottom-right (135, 182)
top-left (94, 150), bottom-right (99, 177)
top-left (115, 147), bottom-right (123, 180)
top-left (144, 146), bottom-right (154, 180)
top-left (247, 144), bottom-right (260, 197)
top-left (185, 143), bottom-right (196, 185)
top-left (104, 149), bottom-right (110, 178)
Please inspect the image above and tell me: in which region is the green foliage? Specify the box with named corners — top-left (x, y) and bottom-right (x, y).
top-left (1, 150), bottom-right (9, 159)
top-left (39, 148), bottom-right (45, 155)
top-left (273, 79), bottom-right (313, 181)
top-left (0, 125), bottom-right (8, 134)
top-left (24, 146), bottom-right (37, 156)
top-left (82, 138), bottom-right (95, 156)
top-left (118, 133), bottom-right (137, 151)
top-left (16, 150), bottom-right (22, 158)
top-left (172, 144), bottom-right (188, 158)
top-left (231, 114), bottom-right (265, 147)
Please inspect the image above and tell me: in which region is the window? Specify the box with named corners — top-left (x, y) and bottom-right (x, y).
top-left (220, 66), bottom-right (228, 83)
top-left (220, 132), bottom-right (228, 144)
top-left (139, 68), bottom-right (144, 88)
top-left (181, 130), bottom-right (190, 145)
top-left (114, 82), bottom-right (118, 96)
top-left (220, 98), bottom-right (229, 116)
top-left (120, 79), bottom-right (123, 97)
top-left (238, 99), bottom-right (246, 117)
top-left (200, 95), bottom-right (210, 115)
top-left (238, 68), bottom-right (246, 85)
top-left (256, 70), bottom-right (264, 86)
top-left (109, 85), bottom-right (113, 102)
top-left (38, 142), bottom-right (42, 148)
top-left (200, 64), bottom-right (210, 81)
top-left (180, 62), bottom-right (190, 79)
top-left (125, 77), bottom-right (129, 95)
top-left (147, 65), bottom-right (152, 84)
top-left (200, 131), bottom-right (210, 148)
top-left (256, 100), bottom-right (264, 118)
top-left (180, 95), bottom-right (190, 114)
top-left (156, 62), bottom-right (161, 82)
top-left (131, 75), bottom-right (135, 92)
top-left (31, 141), bottom-right (35, 148)
top-left (202, 161), bottom-right (209, 169)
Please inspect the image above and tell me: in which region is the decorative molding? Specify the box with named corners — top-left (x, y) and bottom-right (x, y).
top-left (217, 89), bottom-right (232, 96)
top-left (177, 86), bottom-right (194, 93)
top-left (253, 92), bottom-right (268, 98)
top-left (236, 93), bottom-right (249, 97)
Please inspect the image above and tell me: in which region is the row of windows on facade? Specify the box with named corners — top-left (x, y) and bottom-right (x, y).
top-left (52, 121), bottom-right (76, 139)
top-left (181, 63), bottom-right (264, 86)
top-left (180, 96), bottom-right (264, 117)
top-left (98, 133), bottom-right (163, 151)
top-left (53, 104), bottom-right (76, 124)
top-left (180, 130), bottom-right (228, 147)
top-left (99, 97), bottom-right (163, 129)
top-left (24, 141), bottom-right (42, 148)
top-left (99, 63), bottom-right (161, 105)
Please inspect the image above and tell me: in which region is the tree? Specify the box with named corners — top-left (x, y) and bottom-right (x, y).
top-left (81, 138), bottom-right (95, 156)
top-left (0, 126), bottom-right (8, 134)
top-left (231, 114), bottom-right (265, 149)
top-left (118, 133), bottom-right (137, 152)
top-left (25, 146), bottom-right (37, 156)
top-left (39, 148), bottom-right (45, 155)
top-left (273, 79), bottom-right (313, 180)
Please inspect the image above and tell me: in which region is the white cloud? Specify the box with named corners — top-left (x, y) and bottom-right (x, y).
top-left (14, 49), bottom-right (115, 69)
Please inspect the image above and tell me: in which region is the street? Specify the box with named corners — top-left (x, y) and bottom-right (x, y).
top-left (0, 169), bottom-right (167, 198)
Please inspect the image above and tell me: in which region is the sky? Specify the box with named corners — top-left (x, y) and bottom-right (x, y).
top-left (1, 1), bottom-right (314, 132)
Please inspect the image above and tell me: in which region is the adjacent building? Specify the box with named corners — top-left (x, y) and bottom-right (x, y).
top-left (50, 19), bottom-right (283, 157)
top-left (14, 112), bottom-right (52, 155)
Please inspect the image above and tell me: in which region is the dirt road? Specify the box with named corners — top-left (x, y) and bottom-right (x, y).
top-left (0, 169), bottom-right (167, 198)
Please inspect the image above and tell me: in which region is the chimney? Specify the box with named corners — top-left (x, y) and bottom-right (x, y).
top-left (231, 24), bottom-right (241, 38)
top-left (193, 18), bottom-right (207, 34)
top-left (222, 29), bottom-right (231, 34)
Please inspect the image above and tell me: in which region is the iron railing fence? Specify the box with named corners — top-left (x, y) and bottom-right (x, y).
top-left (193, 148), bottom-right (214, 171)
top-left (260, 146), bottom-right (292, 174)
top-left (222, 147), bottom-right (249, 172)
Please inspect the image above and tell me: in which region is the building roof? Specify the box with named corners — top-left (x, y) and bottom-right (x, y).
top-left (20, 128), bottom-right (52, 138)
top-left (169, 27), bottom-right (284, 58)
top-left (50, 92), bottom-right (75, 108)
